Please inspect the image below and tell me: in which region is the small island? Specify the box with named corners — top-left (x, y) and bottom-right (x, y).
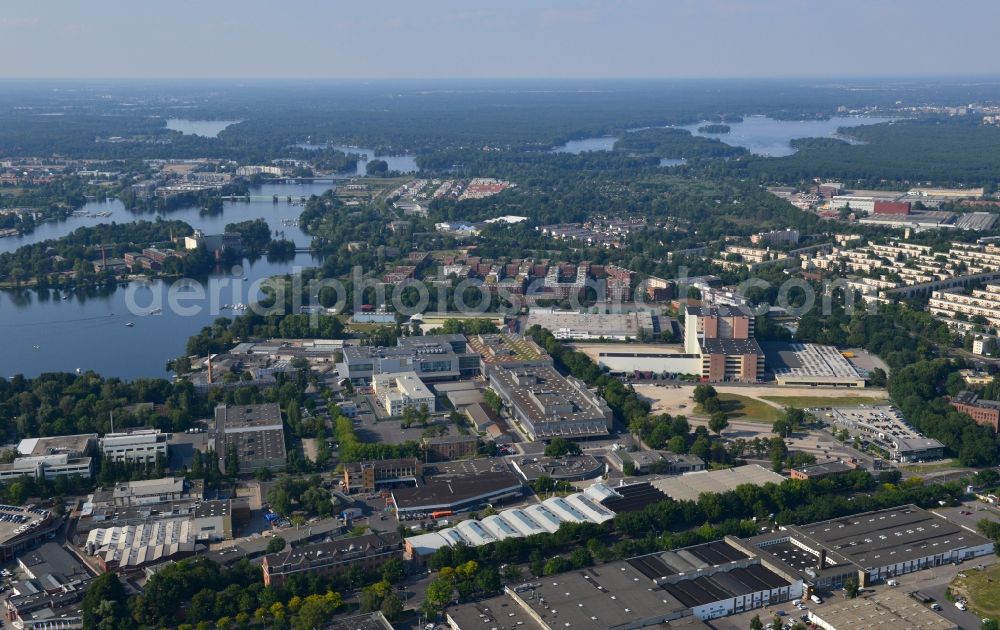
top-left (697, 124), bottom-right (731, 134)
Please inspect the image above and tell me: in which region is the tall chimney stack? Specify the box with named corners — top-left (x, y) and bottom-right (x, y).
top-left (207, 354), bottom-right (214, 384)
top-left (817, 548), bottom-right (827, 570)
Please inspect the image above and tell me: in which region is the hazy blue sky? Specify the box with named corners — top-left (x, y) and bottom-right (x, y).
top-left (2, 0), bottom-right (998, 79)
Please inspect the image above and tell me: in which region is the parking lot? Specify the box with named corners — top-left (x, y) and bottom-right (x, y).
top-left (351, 396), bottom-right (452, 444)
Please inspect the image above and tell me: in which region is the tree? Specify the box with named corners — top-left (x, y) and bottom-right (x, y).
top-left (381, 592), bottom-right (404, 620)
top-left (266, 536), bottom-right (287, 554)
top-left (484, 389), bottom-right (504, 414)
top-left (982, 619), bottom-right (1000, 630)
top-left (224, 442), bottom-right (240, 477)
top-left (381, 557), bottom-right (406, 583)
top-left (366, 159), bottom-right (389, 176)
top-left (708, 412), bottom-right (729, 436)
top-left (772, 417), bottom-right (792, 438)
top-left (544, 437), bottom-right (582, 457)
top-left (81, 572), bottom-right (127, 629)
top-left (667, 435), bottom-right (688, 454)
top-left (750, 615), bottom-right (764, 630)
top-left (768, 437), bottom-right (788, 473)
top-left (693, 384), bottom-right (717, 404)
top-left (702, 396), bottom-right (722, 414)
top-left (845, 575), bottom-right (860, 598)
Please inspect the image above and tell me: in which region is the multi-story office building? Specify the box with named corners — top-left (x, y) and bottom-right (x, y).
top-left (100, 429), bottom-right (168, 465)
top-left (342, 458), bottom-right (423, 494)
top-left (337, 334), bottom-right (480, 384)
top-left (0, 454), bottom-right (93, 482)
top-left (372, 371), bottom-right (435, 416)
top-left (485, 361), bottom-right (612, 440)
top-left (685, 306), bottom-right (764, 383)
top-left (213, 403), bottom-right (287, 472)
top-left (951, 390), bottom-right (1000, 432)
top-left (262, 532), bottom-right (403, 588)
top-left (422, 435), bottom-right (479, 461)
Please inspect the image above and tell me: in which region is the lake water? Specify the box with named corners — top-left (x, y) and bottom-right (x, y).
top-left (555, 116), bottom-right (898, 158)
top-left (551, 136), bottom-right (618, 154)
top-left (680, 115), bottom-right (899, 157)
top-left (295, 143), bottom-right (419, 175)
top-left (0, 182), bottom-right (331, 379)
top-left (165, 119), bottom-right (241, 137)
top-left (659, 158), bottom-right (686, 167)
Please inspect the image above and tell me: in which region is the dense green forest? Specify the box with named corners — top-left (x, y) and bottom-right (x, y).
top-left (614, 127), bottom-right (746, 159)
top-left (712, 117), bottom-right (1000, 188)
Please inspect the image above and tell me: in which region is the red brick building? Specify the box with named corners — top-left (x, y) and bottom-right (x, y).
top-left (873, 200), bottom-right (911, 215)
top-left (950, 391), bottom-right (1000, 432)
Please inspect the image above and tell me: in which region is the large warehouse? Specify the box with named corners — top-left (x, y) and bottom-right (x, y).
top-left (446, 539), bottom-right (800, 628)
top-left (736, 504), bottom-right (994, 588)
top-left (526, 308), bottom-right (658, 341)
top-left (650, 464), bottom-right (784, 502)
top-left (485, 361), bottom-right (613, 439)
top-left (763, 342), bottom-right (867, 388)
top-left (444, 504), bottom-right (989, 628)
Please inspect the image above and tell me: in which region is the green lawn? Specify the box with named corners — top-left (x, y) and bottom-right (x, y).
top-left (697, 393), bottom-right (781, 424)
top-left (951, 563), bottom-right (1000, 618)
top-left (760, 395), bottom-right (888, 409)
top-left (898, 458), bottom-right (962, 473)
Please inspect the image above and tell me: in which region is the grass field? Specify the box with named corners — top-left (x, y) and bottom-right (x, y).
top-left (898, 458), bottom-right (962, 473)
top-left (760, 395), bottom-right (889, 409)
top-left (950, 563), bottom-right (1000, 618)
top-left (698, 393), bottom-right (782, 423)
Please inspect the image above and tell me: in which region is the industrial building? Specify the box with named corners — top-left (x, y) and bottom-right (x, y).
top-left (1, 434), bottom-right (97, 481)
top-left (405, 483), bottom-right (619, 561)
top-left (325, 612), bottom-right (396, 630)
top-left (0, 454), bottom-right (93, 482)
top-left (510, 454), bottom-right (605, 482)
top-left (740, 505), bottom-right (993, 588)
top-left (337, 334), bottom-right (480, 384)
top-left (789, 460), bottom-right (856, 481)
top-left (606, 450), bottom-right (705, 475)
top-left (85, 518), bottom-right (198, 572)
top-left (685, 306), bottom-right (764, 383)
top-left (261, 532), bottom-right (403, 587)
top-left (764, 342), bottom-right (866, 388)
top-left (447, 540), bottom-right (799, 628)
top-left (342, 458), bottom-right (423, 494)
top-left (828, 406), bottom-right (945, 462)
top-left (525, 308), bottom-right (657, 341)
top-left (16, 434), bottom-right (95, 459)
top-left (213, 403), bottom-right (287, 472)
top-left (100, 428), bottom-right (169, 464)
top-left (372, 371), bottom-right (435, 416)
top-left (485, 361), bottom-right (613, 440)
top-left (650, 465), bottom-right (784, 502)
top-left (0, 505), bottom-right (59, 561)
top-left (596, 349), bottom-right (703, 378)
top-left (5, 543), bottom-right (93, 630)
top-left (98, 477), bottom-right (187, 506)
top-left (807, 589), bottom-right (956, 630)
top-left (422, 434), bottom-right (479, 461)
top-left (446, 503), bottom-right (990, 628)
top-left (390, 470), bottom-right (523, 515)
top-left (950, 390), bottom-right (1000, 432)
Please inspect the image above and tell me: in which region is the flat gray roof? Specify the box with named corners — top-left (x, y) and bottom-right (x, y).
top-left (789, 504), bottom-right (992, 569)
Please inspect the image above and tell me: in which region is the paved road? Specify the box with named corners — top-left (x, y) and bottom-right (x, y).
top-left (900, 555), bottom-right (999, 629)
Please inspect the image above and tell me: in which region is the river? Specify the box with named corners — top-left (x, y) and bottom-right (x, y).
top-left (0, 182), bottom-right (331, 379)
top-left (294, 143), bottom-right (419, 176)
